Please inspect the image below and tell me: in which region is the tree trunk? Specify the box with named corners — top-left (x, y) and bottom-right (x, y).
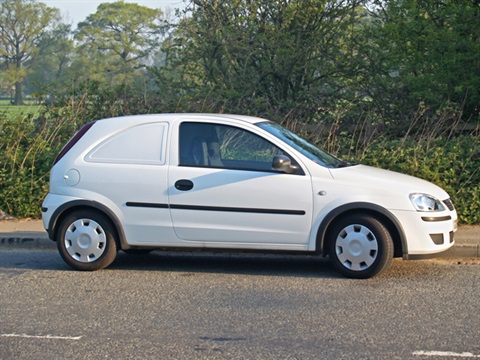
top-left (14, 52), bottom-right (24, 105)
top-left (14, 81), bottom-right (23, 105)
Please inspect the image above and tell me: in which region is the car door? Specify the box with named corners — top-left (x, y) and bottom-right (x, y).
top-left (168, 121), bottom-right (313, 250)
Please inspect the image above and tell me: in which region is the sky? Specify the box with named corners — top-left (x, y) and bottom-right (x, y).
top-left (42, 0), bottom-right (186, 27)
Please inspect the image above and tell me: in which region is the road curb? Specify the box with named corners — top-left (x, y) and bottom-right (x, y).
top-left (440, 244), bottom-right (479, 258)
top-left (0, 236), bottom-right (55, 249)
top-left (1, 221), bottom-right (479, 257)
top-left (1, 234), bottom-right (479, 258)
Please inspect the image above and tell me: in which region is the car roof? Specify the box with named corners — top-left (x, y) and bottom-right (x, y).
top-left (94, 113), bottom-right (269, 126)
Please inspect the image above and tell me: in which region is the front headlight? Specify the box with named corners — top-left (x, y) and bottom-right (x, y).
top-left (409, 193), bottom-right (446, 212)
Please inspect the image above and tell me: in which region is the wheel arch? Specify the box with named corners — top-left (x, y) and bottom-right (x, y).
top-left (47, 200), bottom-right (130, 250)
top-left (316, 202), bottom-right (407, 258)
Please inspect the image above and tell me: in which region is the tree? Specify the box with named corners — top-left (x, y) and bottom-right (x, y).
top-left (0, 0), bottom-right (60, 104)
top-left (74, 1), bottom-right (166, 84)
top-left (157, 0), bottom-right (367, 122)
top-left (26, 23), bottom-right (74, 102)
top-left (361, 0), bottom-right (480, 124)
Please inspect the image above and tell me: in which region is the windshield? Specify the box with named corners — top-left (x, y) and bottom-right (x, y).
top-left (257, 122), bottom-right (343, 168)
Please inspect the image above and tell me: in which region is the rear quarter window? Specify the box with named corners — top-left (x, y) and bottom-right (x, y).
top-left (86, 123), bottom-right (168, 164)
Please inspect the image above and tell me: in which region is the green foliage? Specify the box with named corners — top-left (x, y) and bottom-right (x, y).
top-left (51, 80), bottom-right (160, 120)
top-left (154, 0), bottom-right (480, 129)
top-left (26, 23), bottom-right (74, 100)
top-left (318, 115), bottom-right (480, 224)
top-left (0, 112), bottom-right (55, 217)
top-left (365, 136), bottom-right (479, 224)
top-left (157, 0), bottom-right (367, 122)
top-left (0, 0), bottom-right (61, 104)
top-left (74, 1), bottom-right (166, 85)
top-left (362, 0), bottom-right (480, 124)
top-left (1, 93), bottom-right (478, 224)
top-left (0, 99), bottom-right (91, 217)
top-left (1, 0), bottom-right (479, 223)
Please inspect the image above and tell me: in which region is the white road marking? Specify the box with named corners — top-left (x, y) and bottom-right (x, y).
top-left (414, 351), bottom-right (480, 358)
top-left (1, 333), bottom-right (82, 341)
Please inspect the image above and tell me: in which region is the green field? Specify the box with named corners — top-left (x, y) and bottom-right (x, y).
top-left (0, 100), bottom-right (43, 116)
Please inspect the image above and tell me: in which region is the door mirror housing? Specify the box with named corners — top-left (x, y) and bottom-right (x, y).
top-left (272, 155), bottom-right (298, 174)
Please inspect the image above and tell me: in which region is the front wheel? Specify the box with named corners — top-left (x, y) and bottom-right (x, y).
top-left (57, 210), bottom-right (119, 271)
top-left (328, 214), bottom-right (394, 279)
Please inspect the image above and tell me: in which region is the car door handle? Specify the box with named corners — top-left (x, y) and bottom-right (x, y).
top-left (175, 179), bottom-right (194, 191)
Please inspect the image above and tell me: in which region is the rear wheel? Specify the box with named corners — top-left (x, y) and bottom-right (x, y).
top-left (57, 210), bottom-right (118, 271)
top-left (328, 214), bottom-right (394, 279)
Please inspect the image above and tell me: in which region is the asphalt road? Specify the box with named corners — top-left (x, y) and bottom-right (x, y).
top-left (1, 249), bottom-right (479, 359)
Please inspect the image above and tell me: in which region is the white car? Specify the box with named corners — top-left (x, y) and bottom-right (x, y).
top-left (42, 114), bottom-right (457, 278)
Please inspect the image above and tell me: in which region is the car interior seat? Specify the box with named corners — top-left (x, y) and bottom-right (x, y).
top-left (191, 137), bottom-right (209, 165)
top-left (206, 138), bottom-right (223, 166)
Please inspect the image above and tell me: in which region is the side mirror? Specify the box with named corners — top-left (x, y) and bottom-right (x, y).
top-left (272, 155), bottom-right (298, 174)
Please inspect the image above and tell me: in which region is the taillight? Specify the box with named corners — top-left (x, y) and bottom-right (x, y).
top-left (53, 121), bottom-right (96, 165)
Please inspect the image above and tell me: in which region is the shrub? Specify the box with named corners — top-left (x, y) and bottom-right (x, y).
top-left (1, 90), bottom-right (478, 224)
top-left (345, 135), bottom-right (479, 224)
top-left (0, 103), bottom-right (84, 217)
top-left (0, 112), bottom-right (54, 217)
top-left (306, 120), bottom-right (480, 224)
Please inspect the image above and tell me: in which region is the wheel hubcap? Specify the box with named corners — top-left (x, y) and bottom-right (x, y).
top-left (64, 219), bottom-right (106, 263)
top-left (335, 224), bottom-right (378, 271)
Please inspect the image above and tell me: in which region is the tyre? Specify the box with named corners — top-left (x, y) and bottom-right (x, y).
top-left (57, 210), bottom-right (119, 271)
top-left (328, 214), bottom-right (394, 279)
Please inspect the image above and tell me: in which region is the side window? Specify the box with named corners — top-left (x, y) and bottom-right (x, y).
top-left (216, 125), bottom-right (283, 168)
top-left (179, 122), bottom-right (287, 172)
top-left (86, 123), bottom-right (167, 164)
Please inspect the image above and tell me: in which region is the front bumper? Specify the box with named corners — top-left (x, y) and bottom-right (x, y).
top-left (390, 209), bottom-right (457, 258)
